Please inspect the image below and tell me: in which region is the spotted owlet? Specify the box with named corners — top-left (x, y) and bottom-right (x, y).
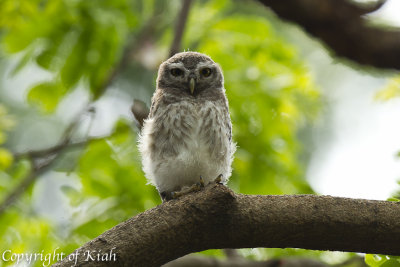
top-left (138, 52), bottom-right (235, 201)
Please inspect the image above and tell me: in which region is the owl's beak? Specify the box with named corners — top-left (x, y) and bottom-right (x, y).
top-left (189, 77), bottom-right (195, 94)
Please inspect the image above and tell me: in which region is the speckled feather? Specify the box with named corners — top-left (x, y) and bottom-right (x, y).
top-left (139, 52), bottom-right (235, 195)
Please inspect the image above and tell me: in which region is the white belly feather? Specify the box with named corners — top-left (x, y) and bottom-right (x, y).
top-left (139, 100), bottom-right (233, 193)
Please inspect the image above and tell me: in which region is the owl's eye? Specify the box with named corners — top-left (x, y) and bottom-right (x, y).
top-left (170, 68), bottom-right (183, 77)
top-left (201, 68), bottom-right (212, 77)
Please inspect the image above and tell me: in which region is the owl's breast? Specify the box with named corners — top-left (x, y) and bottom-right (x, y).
top-left (139, 99), bottom-right (233, 192)
top-left (149, 100), bottom-right (226, 154)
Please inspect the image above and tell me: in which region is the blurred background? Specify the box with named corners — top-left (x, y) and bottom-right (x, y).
top-left (0, 0), bottom-right (399, 266)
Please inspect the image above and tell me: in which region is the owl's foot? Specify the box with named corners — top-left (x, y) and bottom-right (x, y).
top-left (161, 175), bottom-right (222, 202)
top-left (171, 176), bottom-right (205, 199)
top-left (161, 176), bottom-right (206, 201)
top-left (160, 191), bottom-right (173, 202)
top-left (198, 175), bottom-right (205, 188)
top-left (214, 174), bottom-right (223, 184)
top-left (206, 174), bottom-right (223, 185)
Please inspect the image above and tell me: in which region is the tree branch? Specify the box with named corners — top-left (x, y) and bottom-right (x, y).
top-left (256, 0), bottom-right (400, 70)
top-left (0, 108), bottom-right (89, 216)
top-left (0, 17), bottom-right (160, 216)
top-left (13, 135), bottom-right (105, 160)
top-left (53, 184), bottom-right (400, 267)
top-left (164, 254), bottom-right (330, 267)
top-left (131, 2), bottom-right (192, 128)
top-left (95, 18), bottom-right (157, 98)
top-left (0, 135), bottom-right (109, 216)
top-left (0, 155), bottom-right (57, 215)
top-left (169, 0), bottom-right (193, 57)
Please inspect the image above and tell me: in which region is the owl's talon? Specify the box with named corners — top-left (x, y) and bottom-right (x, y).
top-left (171, 191), bottom-right (182, 199)
top-left (160, 191), bottom-right (174, 202)
top-left (214, 174), bottom-right (223, 184)
top-left (164, 180), bottom-right (205, 201)
top-left (163, 175), bottom-right (223, 201)
top-left (192, 183), bottom-right (201, 191)
top-left (198, 176), bottom-right (205, 188)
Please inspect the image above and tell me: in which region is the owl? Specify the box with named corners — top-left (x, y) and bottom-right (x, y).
top-left (138, 52), bottom-right (235, 201)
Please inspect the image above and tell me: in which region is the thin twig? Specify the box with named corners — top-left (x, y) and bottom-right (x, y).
top-left (169, 0), bottom-right (193, 57)
top-left (0, 155), bottom-right (57, 215)
top-left (0, 16), bottom-right (160, 215)
top-left (95, 18), bottom-right (158, 98)
top-left (0, 106), bottom-right (91, 215)
top-left (131, 9), bottom-right (192, 128)
top-left (13, 105), bottom-right (96, 160)
top-left (0, 136), bottom-right (108, 216)
top-left (131, 1), bottom-right (193, 128)
top-left (13, 137), bottom-right (101, 160)
top-left (59, 105), bottom-right (92, 143)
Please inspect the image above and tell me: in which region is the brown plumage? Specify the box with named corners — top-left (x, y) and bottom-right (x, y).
top-left (138, 52), bottom-right (235, 201)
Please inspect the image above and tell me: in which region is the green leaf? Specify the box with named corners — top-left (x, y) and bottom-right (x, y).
top-left (0, 148), bottom-right (13, 170)
top-left (27, 81), bottom-right (68, 113)
top-left (365, 255), bottom-right (400, 267)
top-left (60, 31), bottom-right (91, 88)
top-left (381, 260), bottom-right (400, 267)
top-left (191, 11), bottom-right (320, 195)
top-left (365, 254), bottom-right (385, 267)
top-left (36, 47), bottom-right (57, 70)
top-left (10, 49), bottom-right (33, 76)
top-left (60, 185), bottom-right (82, 206)
top-left (8, 159), bottom-right (32, 181)
top-left (3, 25), bottom-right (37, 53)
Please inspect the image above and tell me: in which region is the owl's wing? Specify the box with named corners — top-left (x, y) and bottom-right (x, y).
top-left (148, 101), bottom-right (156, 118)
top-left (223, 102), bottom-right (233, 142)
top-left (227, 120), bottom-right (232, 142)
top-left (131, 99), bottom-right (150, 128)
top-left (148, 90), bottom-right (163, 119)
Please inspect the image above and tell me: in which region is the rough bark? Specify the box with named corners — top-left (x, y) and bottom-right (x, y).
top-left (256, 0), bottom-right (400, 70)
top-left (53, 184), bottom-right (400, 267)
top-left (163, 254), bottom-right (330, 267)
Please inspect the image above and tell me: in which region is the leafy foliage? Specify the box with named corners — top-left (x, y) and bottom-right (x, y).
top-left (365, 255), bottom-right (400, 267)
top-left (72, 120), bottom-right (158, 240)
top-left (1, 0), bottom-right (138, 112)
top-left (191, 10), bottom-right (320, 194)
top-left (0, 105), bottom-right (14, 170)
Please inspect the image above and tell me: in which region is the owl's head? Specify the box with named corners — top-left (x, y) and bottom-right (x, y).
top-left (157, 52), bottom-right (224, 96)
